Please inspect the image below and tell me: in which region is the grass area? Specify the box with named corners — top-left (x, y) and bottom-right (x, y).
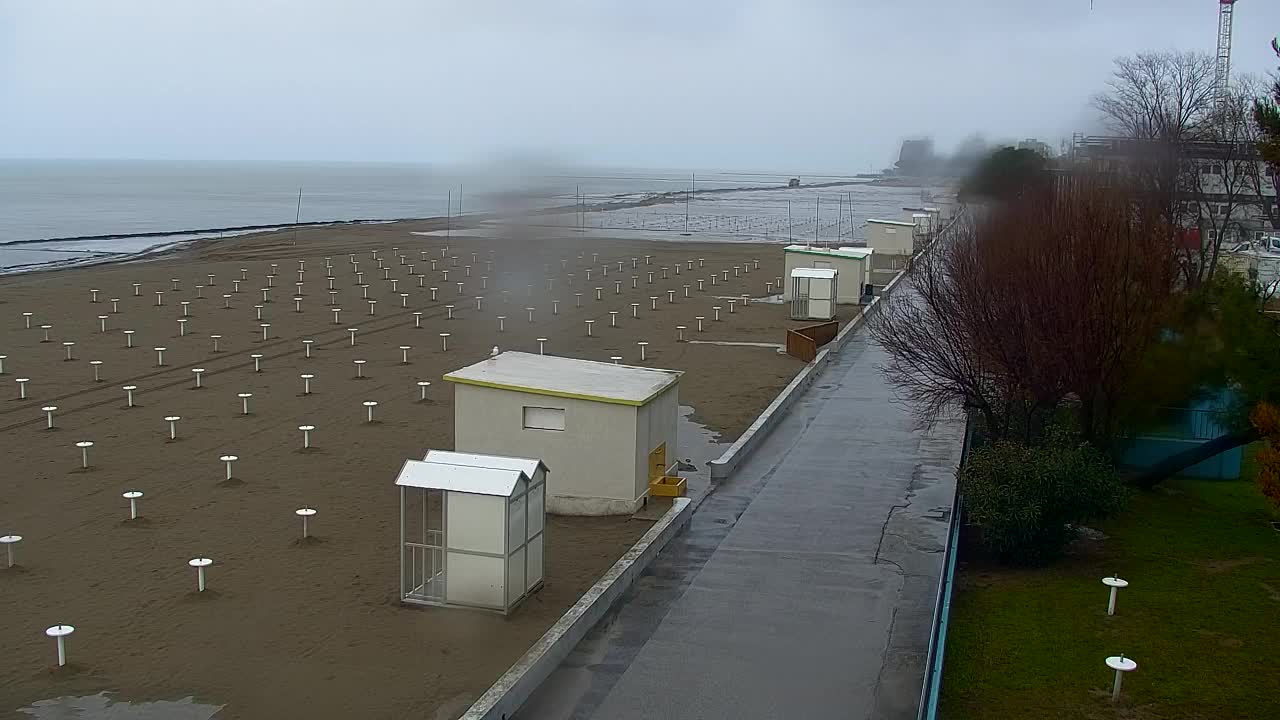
top-left (940, 466), bottom-right (1280, 719)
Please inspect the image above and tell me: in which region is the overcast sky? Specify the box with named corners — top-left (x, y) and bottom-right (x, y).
top-left (1, 0), bottom-right (1278, 173)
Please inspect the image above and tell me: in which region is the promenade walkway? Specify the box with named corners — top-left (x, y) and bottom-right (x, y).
top-left (517, 277), bottom-right (964, 720)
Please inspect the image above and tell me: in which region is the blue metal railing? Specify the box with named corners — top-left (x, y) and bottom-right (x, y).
top-left (916, 411), bottom-right (973, 720)
top-left (917, 495), bottom-right (962, 720)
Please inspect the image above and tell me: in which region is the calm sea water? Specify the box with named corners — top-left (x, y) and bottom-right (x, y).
top-left (0, 159), bottom-right (821, 243)
top-left (0, 159), bottom-right (890, 272)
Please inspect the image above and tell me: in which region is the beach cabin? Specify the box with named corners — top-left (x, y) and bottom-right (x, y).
top-left (781, 244), bottom-right (872, 304)
top-left (444, 352), bottom-right (682, 516)
top-left (789, 268), bottom-right (838, 320)
top-left (865, 218), bottom-right (918, 256)
top-left (395, 451), bottom-right (547, 614)
top-left (864, 218), bottom-right (918, 286)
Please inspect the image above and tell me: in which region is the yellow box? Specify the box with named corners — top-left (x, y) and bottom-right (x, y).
top-left (649, 475), bottom-right (687, 498)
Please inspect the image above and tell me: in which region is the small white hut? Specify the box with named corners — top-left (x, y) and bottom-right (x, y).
top-left (395, 451), bottom-right (547, 614)
top-left (445, 351), bottom-right (681, 516)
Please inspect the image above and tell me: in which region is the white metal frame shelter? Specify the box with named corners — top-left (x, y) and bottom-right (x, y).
top-left (789, 267), bottom-right (838, 320)
top-left (395, 452), bottom-right (547, 614)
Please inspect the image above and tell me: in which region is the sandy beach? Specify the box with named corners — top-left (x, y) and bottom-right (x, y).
top-left (0, 218), bottom-right (859, 718)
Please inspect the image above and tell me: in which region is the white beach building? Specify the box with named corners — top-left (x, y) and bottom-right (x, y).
top-left (781, 244), bottom-right (873, 304)
top-left (864, 218), bottom-right (918, 255)
top-left (444, 352), bottom-right (682, 516)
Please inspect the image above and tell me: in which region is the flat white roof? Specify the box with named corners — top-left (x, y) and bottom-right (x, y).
top-left (784, 244), bottom-right (873, 260)
top-left (423, 450), bottom-right (547, 479)
top-left (836, 246), bottom-right (874, 257)
top-left (395, 459), bottom-right (526, 497)
top-left (444, 351), bottom-right (681, 406)
top-left (867, 218), bottom-right (916, 227)
top-left (791, 267), bottom-right (838, 279)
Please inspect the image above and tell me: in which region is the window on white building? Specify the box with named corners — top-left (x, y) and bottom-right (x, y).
top-left (522, 407), bottom-right (566, 431)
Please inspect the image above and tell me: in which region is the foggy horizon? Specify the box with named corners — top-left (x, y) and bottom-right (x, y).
top-left (2, 0), bottom-right (1279, 173)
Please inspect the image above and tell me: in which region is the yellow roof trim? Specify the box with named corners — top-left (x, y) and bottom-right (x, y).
top-left (443, 374), bottom-right (678, 406)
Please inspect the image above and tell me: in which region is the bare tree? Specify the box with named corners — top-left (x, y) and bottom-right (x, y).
top-left (1179, 86), bottom-right (1268, 284)
top-left (871, 172), bottom-right (1177, 445)
top-left (1093, 51), bottom-right (1216, 141)
top-left (1236, 75), bottom-right (1280, 236)
top-left (1092, 53), bottom-right (1276, 287)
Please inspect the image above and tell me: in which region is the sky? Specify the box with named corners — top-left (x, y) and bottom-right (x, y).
top-left (1, 0), bottom-right (1278, 173)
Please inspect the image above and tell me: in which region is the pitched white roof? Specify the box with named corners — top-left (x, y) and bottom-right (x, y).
top-left (394, 458), bottom-right (526, 497)
top-left (422, 450), bottom-right (548, 480)
top-left (867, 218), bottom-right (916, 227)
top-left (791, 267), bottom-right (837, 279)
top-left (443, 351), bottom-right (681, 406)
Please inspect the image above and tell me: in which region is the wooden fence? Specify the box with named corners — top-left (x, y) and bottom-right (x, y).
top-left (785, 320), bottom-right (840, 362)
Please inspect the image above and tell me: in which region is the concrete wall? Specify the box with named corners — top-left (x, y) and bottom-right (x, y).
top-left (634, 384), bottom-right (679, 498)
top-left (782, 248), bottom-right (867, 304)
top-left (866, 221), bottom-right (915, 255)
top-left (453, 384), bottom-right (641, 515)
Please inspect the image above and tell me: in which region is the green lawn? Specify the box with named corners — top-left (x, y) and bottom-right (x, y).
top-left (940, 467), bottom-right (1280, 719)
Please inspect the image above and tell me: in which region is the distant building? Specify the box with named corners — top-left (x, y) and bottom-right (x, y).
top-left (896, 138), bottom-right (935, 176)
top-left (1073, 135), bottom-right (1278, 247)
top-left (1017, 138), bottom-right (1054, 158)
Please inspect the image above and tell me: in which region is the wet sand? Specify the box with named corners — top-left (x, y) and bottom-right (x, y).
top-left (0, 219), bottom-right (848, 718)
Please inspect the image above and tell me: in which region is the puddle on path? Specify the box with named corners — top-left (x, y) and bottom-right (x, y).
top-left (674, 405), bottom-right (727, 506)
top-left (18, 692), bottom-right (223, 719)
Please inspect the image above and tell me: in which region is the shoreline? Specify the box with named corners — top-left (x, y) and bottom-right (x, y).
top-left (0, 181), bottom-right (782, 247)
top-left (2, 176), bottom-right (952, 280)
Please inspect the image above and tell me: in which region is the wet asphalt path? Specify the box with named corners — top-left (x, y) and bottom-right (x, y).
top-left (517, 277), bottom-right (963, 720)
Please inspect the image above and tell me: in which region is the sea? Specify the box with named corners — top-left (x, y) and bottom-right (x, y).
top-left (0, 159), bottom-right (896, 273)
